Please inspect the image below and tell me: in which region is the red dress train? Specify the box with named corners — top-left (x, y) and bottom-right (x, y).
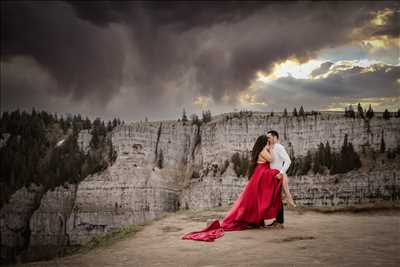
top-left (181, 162), bottom-right (283, 242)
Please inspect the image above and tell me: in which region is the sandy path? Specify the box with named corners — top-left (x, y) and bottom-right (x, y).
top-left (19, 208), bottom-right (400, 267)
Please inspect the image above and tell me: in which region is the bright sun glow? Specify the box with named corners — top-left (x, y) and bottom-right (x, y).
top-left (371, 8), bottom-right (395, 26)
top-left (193, 96), bottom-right (211, 109)
top-left (257, 59), bottom-right (324, 82)
top-left (256, 58), bottom-right (397, 84)
top-left (350, 8), bottom-right (399, 52)
top-left (361, 35), bottom-right (400, 52)
top-left (238, 92), bottom-right (267, 106)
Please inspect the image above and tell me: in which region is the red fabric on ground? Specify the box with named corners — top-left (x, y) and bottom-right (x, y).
top-left (181, 162), bottom-right (282, 242)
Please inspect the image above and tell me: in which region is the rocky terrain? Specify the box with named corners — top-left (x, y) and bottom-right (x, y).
top-left (1, 111), bottom-right (399, 263)
top-left (12, 207), bottom-right (400, 267)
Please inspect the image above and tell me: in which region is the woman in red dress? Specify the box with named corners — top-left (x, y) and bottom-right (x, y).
top-left (181, 135), bottom-right (283, 242)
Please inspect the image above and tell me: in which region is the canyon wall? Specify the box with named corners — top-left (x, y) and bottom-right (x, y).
top-left (1, 112), bottom-right (399, 263)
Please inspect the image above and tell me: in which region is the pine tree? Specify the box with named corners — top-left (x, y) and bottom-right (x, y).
top-left (348, 104), bottom-right (355, 118)
top-left (107, 121), bottom-right (113, 132)
top-left (324, 141), bottom-right (332, 169)
top-left (343, 133), bottom-right (348, 148)
top-left (157, 149), bottom-right (164, 168)
top-left (299, 106), bottom-right (305, 116)
top-left (231, 152), bottom-right (241, 177)
top-left (334, 134), bottom-right (362, 173)
top-left (380, 131), bottom-right (386, 153)
top-left (357, 103), bottom-right (364, 118)
top-left (301, 151), bottom-right (312, 175)
top-left (90, 119), bottom-right (103, 149)
top-left (338, 134), bottom-right (350, 173)
top-left (239, 153), bottom-right (249, 178)
top-left (202, 110), bottom-right (212, 123)
top-left (283, 108), bottom-right (288, 117)
top-left (366, 104), bottom-right (374, 119)
top-left (190, 114), bottom-right (200, 126)
top-left (383, 109), bottom-right (391, 120)
top-left (312, 150), bottom-right (322, 174)
top-left (348, 142), bottom-right (361, 169)
top-left (317, 142), bottom-right (325, 167)
top-left (182, 108), bottom-right (188, 122)
top-left (293, 108), bottom-right (298, 117)
top-left (112, 118), bottom-right (118, 128)
top-left (330, 153), bottom-right (339, 174)
top-left (84, 116), bottom-right (92, 129)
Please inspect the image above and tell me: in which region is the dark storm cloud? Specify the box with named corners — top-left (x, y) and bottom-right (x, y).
top-left (1, 1), bottom-right (398, 120)
top-left (189, 1), bottom-right (398, 103)
top-left (92, 0), bottom-right (398, 104)
top-left (67, 1), bottom-right (272, 104)
top-left (369, 7), bottom-right (400, 38)
top-left (68, 1), bottom-right (269, 30)
top-left (1, 1), bottom-right (124, 106)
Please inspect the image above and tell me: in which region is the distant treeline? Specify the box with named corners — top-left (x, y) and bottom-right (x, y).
top-left (219, 104), bottom-right (400, 121)
top-left (0, 109), bottom-right (121, 208)
top-left (141, 104), bottom-right (400, 125)
top-left (344, 103), bottom-right (400, 119)
top-left (287, 134), bottom-right (362, 176)
top-left (178, 109), bottom-right (212, 126)
top-left (230, 132), bottom-right (398, 179)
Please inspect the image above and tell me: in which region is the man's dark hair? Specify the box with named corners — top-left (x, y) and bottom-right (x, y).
top-left (267, 130), bottom-right (279, 139)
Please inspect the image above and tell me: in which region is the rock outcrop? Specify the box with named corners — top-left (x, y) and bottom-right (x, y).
top-left (1, 111), bottom-right (399, 263)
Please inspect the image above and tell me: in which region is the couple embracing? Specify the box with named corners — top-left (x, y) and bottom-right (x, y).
top-left (181, 130), bottom-right (296, 242)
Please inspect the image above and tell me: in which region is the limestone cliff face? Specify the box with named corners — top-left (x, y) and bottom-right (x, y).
top-left (27, 183), bottom-right (78, 261)
top-left (0, 183), bottom-right (45, 261)
top-left (179, 112), bottom-right (400, 209)
top-left (181, 166), bottom-right (400, 210)
top-left (66, 158), bottom-right (180, 246)
top-left (1, 112), bottom-right (399, 263)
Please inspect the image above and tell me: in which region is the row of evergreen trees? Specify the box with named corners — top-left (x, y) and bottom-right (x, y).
top-left (288, 134), bottom-right (361, 176)
top-left (345, 103), bottom-right (400, 119)
top-left (224, 109), bottom-right (254, 121)
top-left (174, 104), bottom-right (398, 125)
top-left (229, 133), bottom-right (364, 178)
top-left (0, 108), bottom-right (123, 135)
top-left (281, 106), bottom-right (320, 117)
top-left (223, 105), bottom-right (398, 120)
top-left (231, 152), bottom-right (250, 178)
top-left (281, 104), bottom-right (399, 119)
top-left (179, 109), bottom-right (212, 126)
top-left (0, 109), bottom-right (121, 208)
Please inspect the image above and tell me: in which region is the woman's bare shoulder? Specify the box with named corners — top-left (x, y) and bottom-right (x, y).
top-left (263, 144), bottom-right (272, 151)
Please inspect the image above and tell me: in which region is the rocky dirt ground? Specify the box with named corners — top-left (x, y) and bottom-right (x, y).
top-left (12, 207), bottom-right (400, 267)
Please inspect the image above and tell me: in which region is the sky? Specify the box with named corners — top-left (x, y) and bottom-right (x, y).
top-left (1, 1), bottom-right (399, 122)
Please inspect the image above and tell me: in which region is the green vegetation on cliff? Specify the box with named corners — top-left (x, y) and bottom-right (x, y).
top-left (0, 109), bottom-right (121, 209)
